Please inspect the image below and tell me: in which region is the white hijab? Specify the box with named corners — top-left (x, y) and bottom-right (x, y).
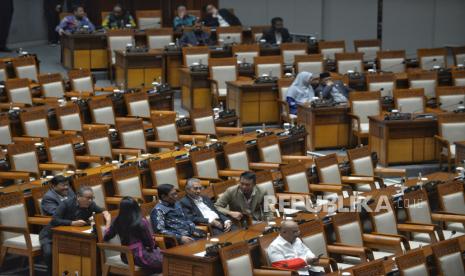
top-left (286, 72), bottom-right (315, 104)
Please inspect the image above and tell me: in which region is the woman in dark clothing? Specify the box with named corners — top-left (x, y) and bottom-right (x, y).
top-left (104, 197), bottom-right (162, 273)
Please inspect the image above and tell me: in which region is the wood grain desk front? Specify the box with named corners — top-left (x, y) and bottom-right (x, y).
top-left (61, 33), bottom-right (108, 70)
top-left (369, 115), bottom-right (438, 166)
top-left (179, 68), bottom-right (212, 111)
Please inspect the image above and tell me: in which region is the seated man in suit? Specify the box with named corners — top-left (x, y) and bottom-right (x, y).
top-left (151, 184), bottom-right (207, 244)
top-left (314, 72), bottom-right (351, 104)
top-left (202, 4), bottom-right (241, 27)
top-left (173, 4), bottom-right (197, 31)
top-left (56, 5), bottom-right (95, 35)
top-left (102, 3), bottom-right (136, 30)
top-left (179, 19), bottom-right (214, 47)
top-left (41, 175), bottom-right (76, 216)
top-left (262, 17), bottom-right (292, 45)
top-left (214, 171), bottom-right (267, 225)
top-left (180, 178), bottom-right (234, 235)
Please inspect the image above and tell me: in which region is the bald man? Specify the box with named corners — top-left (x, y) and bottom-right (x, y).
top-left (267, 220), bottom-right (324, 275)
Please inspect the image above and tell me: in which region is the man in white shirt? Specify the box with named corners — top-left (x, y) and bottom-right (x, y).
top-left (180, 178), bottom-right (234, 235)
top-left (267, 220), bottom-right (324, 275)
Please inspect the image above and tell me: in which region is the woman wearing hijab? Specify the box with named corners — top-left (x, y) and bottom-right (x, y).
top-left (286, 72), bottom-right (315, 115)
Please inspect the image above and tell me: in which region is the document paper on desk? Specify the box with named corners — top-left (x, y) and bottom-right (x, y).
top-left (82, 228), bottom-right (93, 233)
top-left (193, 251), bottom-right (206, 257)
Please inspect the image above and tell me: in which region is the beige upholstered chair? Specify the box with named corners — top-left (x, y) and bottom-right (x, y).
top-left (395, 249), bottom-right (430, 276)
top-left (190, 109), bottom-right (243, 137)
top-left (354, 39), bottom-right (381, 62)
top-left (417, 48), bottom-right (447, 70)
top-left (0, 114), bottom-right (13, 146)
top-left (250, 25), bottom-right (270, 42)
top-left (318, 40), bottom-right (346, 60)
top-left (5, 78), bottom-right (34, 105)
top-left (376, 50), bottom-right (406, 73)
top-left (232, 44), bottom-right (259, 64)
top-left (277, 78), bottom-right (295, 124)
top-left (0, 61), bottom-right (7, 82)
top-left (88, 97), bottom-right (116, 125)
top-left (149, 157), bottom-right (183, 189)
top-left (136, 10), bottom-right (162, 30)
top-left (435, 113), bottom-right (465, 171)
top-left (209, 57), bottom-right (238, 104)
top-left (38, 73), bottom-right (65, 98)
top-left (112, 166), bottom-right (157, 202)
top-left (348, 91), bottom-right (382, 145)
top-left (190, 148), bottom-right (243, 181)
top-left (68, 69), bottom-right (94, 94)
top-left (146, 28), bottom-right (173, 49)
top-left (437, 86), bottom-right (465, 112)
top-left (431, 239), bottom-right (465, 276)
top-left (216, 26), bottom-right (243, 44)
top-left (45, 135), bottom-right (103, 169)
top-left (452, 70), bottom-right (465, 87)
top-left (393, 88), bottom-right (426, 114)
top-left (55, 103), bottom-right (83, 132)
top-left (294, 54), bottom-right (324, 75)
top-left (335, 52), bottom-right (364, 74)
top-left (182, 46), bottom-right (210, 67)
top-left (436, 181), bottom-right (465, 233)
top-left (223, 141), bottom-right (280, 172)
top-left (20, 108), bottom-right (50, 138)
top-left (124, 91), bottom-right (151, 118)
top-left (366, 73), bottom-right (396, 98)
top-left (73, 174), bottom-right (110, 209)
top-left (257, 135), bottom-right (312, 166)
top-left (12, 56), bottom-right (38, 82)
top-left (281, 43), bottom-right (307, 65)
top-left (254, 56), bottom-right (283, 78)
top-left (150, 112), bottom-right (204, 147)
top-left (107, 29), bottom-right (135, 65)
top-left (352, 260), bottom-right (386, 276)
top-left (116, 118), bottom-right (165, 153)
top-left (452, 46), bottom-right (465, 66)
top-left (0, 192), bottom-right (42, 276)
top-left (408, 71), bottom-right (438, 99)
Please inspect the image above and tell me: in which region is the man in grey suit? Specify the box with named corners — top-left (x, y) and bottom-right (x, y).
top-left (215, 171), bottom-right (267, 224)
top-left (41, 175), bottom-right (76, 216)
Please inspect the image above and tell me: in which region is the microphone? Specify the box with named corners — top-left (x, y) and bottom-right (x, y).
top-left (438, 100), bottom-right (464, 111)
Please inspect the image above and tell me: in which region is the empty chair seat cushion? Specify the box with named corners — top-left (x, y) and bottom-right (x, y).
top-left (3, 234), bottom-right (41, 250)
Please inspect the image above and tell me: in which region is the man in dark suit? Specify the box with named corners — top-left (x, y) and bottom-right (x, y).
top-left (202, 4), bottom-right (241, 27)
top-left (41, 175), bottom-right (76, 216)
top-left (179, 19), bottom-right (214, 47)
top-left (314, 72), bottom-right (351, 103)
top-left (262, 17), bottom-right (292, 45)
top-left (44, 0), bottom-right (62, 45)
top-left (180, 178), bottom-right (234, 235)
top-left (0, 0), bottom-right (14, 52)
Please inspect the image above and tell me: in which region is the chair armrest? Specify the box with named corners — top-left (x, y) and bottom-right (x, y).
top-left (218, 169), bottom-right (245, 178)
top-left (192, 176), bottom-right (223, 182)
top-left (249, 162), bottom-right (281, 170)
top-left (153, 233), bottom-right (179, 249)
top-left (397, 223), bottom-right (436, 233)
top-left (39, 163), bottom-right (69, 171)
top-left (11, 136), bottom-right (42, 143)
top-left (111, 148), bottom-right (142, 157)
top-left (309, 183), bottom-right (351, 194)
top-left (327, 244), bottom-right (372, 261)
top-left (95, 86), bottom-right (119, 92)
top-left (362, 233), bottom-right (403, 253)
top-left (0, 103), bottom-right (26, 110)
top-left (347, 113), bottom-right (361, 132)
top-left (64, 91), bottom-right (93, 98)
top-left (105, 196), bottom-right (123, 205)
top-left (146, 141), bottom-right (176, 150)
top-left (282, 155), bottom-right (313, 163)
top-left (277, 99), bottom-right (291, 118)
top-left (178, 179), bottom-right (210, 187)
top-left (341, 176), bottom-right (375, 184)
top-left (315, 257), bottom-right (338, 272)
top-left (28, 216), bottom-right (52, 225)
top-left (178, 134), bottom-right (208, 142)
top-left (82, 124), bottom-right (109, 130)
top-left (253, 269), bottom-right (297, 276)
top-left (0, 225), bottom-right (29, 234)
top-left (215, 126), bottom-right (243, 135)
top-left (431, 212), bottom-right (465, 224)
top-left (142, 188), bottom-right (158, 197)
top-left (434, 135), bottom-right (450, 148)
top-left (0, 171), bottom-right (30, 180)
top-left (75, 155), bottom-right (105, 164)
top-left (374, 167), bottom-right (406, 178)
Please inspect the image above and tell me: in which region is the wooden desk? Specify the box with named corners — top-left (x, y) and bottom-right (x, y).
top-left (61, 33), bottom-right (108, 70)
top-left (179, 68), bottom-right (212, 111)
top-left (114, 50), bottom-right (164, 90)
top-left (297, 104), bottom-right (350, 151)
top-left (369, 115), bottom-right (438, 166)
top-left (455, 141), bottom-right (465, 166)
top-left (226, 81), bottom-right (279, 126)
top-left (52, 226), bottom-right (99, 276)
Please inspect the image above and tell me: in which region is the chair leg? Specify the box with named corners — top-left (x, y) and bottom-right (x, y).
top-left (448, 156), bottom-right (452, 172)
top-left (0, 247), bottom-right (7, 267)
top-left (28, 255), bottom-right (35, 276)
top-left (102, 265), bottom-right (110, 276)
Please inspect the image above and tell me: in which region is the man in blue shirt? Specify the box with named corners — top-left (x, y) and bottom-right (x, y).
top-left (56, 5), bottom-right (95, 35)
top-left (173, 4), bottom-right (197, 31)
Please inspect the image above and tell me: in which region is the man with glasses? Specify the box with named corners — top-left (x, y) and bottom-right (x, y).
top-left (180, 178), bottom-right (233, 235)
top-left (39, 186), bottom-right (111, 275)
top-left (41, 175), bottom-right (76, 216)
top-left (151, 183), bottom-right (206, 244)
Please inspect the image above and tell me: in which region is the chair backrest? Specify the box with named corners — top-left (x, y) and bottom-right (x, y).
top-left (73, 174), bottom-right (108, 210)
top-left (254, 56), bottom-right (283, 78)
top-left (209, 57), bottom-right (238, 97)
top-left (216, 26), bottom-right (243, 44)
top-left (112, 166), bottom-right (143, 198)
top-left (116, 118), bottom-right (147, 151)
top-left (0, 114), bottom-right (12, 146)
top-left (258, 232), bottom-right (279, 266)
top-left (408, 71), bottom-right (438, 99)
top-left (349, 91), bottom-right (382, 125)
top-left (294, 54), bottom-right (324, 75)
top-left (366, 73), bottom-right (396, 98)
top-left (38, 73), bottom-right (65, 98)
top-left (6, 78), bottom-right (32, 105)
top-left (396, 248), bottom-right (430, 276)
top-left (45, 135), bottom-right (76, 167)
top-left (219, 241), bottom-right (254, 276)
top-left (149, 157), bottom-right (179, 189)
top-left (123, 91), bottom-right (150, 118)
top-left (354, 39), bottom-right (381, 62)
top-left (12, 56), bottom-right (38, 82)
top-left (94, 209), bottom-right (121, 264)
top-left (190, 109), bottom-right (216, 135)
top-left (68, 69), bottom-right (94, 93)
top-left (347, 146), bottom-right (374, 177)
top-left (333, 212), bottom-right (363, 246)
top-left (281, 163), bottom-right (310, 193)
top-left (190, 148), bottom-right (219, 179)
top-left (315, 153), bottom-right (341, 184)
top-left (437, 181), bottom-right (465, 215)
top-left (83, 127), bottom-right (112, 159)
top-left (403, 189), bottom-right (433, 225)
top-left (277, 78), bottom-right (294, 103)
top-left (151, 113), bottom-right (179, 143)
top-left (146, 28), bottom-right (173, 49)
top-left (377, 50), bottom-right (406, 73)
top-left (393, 88), bottom-right (426, 114)
top-left (452, 70), bottom-right (465, 87)
top-left (213, 179), bottom-right (238, 199)
top-left (55, 103), bottom-right (83, 131)
top-left (452, 46), bottom-right (465, 66)
top-left (232, 44), bottom-right (260, 64)
top-left (417, 47), bottom-right (447, 70)
top-left (319, 40), bottom-right (346, 60)
top-left (136, 10), bottom-right (162, 30)
top-left (281, 43), bottom-right (308, 65)
top-left (107, 29), bottom-right (135, 64)
top-left (182, 46), bottom-right (210, 66)
top-left (187, 9), bottom-right (201, 18)
top-left (431, 239), bottom-right (465, 276)
top-left (88, 97), bottom-right (116, 125)
top-left (0, 192), bottom-right (29, 242)
top-left (352, 259), bottom-right (386, 276)
top-left (31, 186), bottom-right (49, 216)
top-left (368, 197), bottom-right (398, 236)
top-left (8, 142), bottom-right (39, 174)
top-left (299, 220), bottom-right (329, 257)
top-left (0, 61), bottom-right (7, 82)
top-left (436, 86), bottom-right (465, 112)
top-left (335, 52), bottom-right (364, 74)
top-left (256, 171), bottom-right (275, 197)
top-left (250, 25), bottom-right (270, 42)
top-left (257, 135), bottom-right (282, 163)
top-left (223, 141), bottom-right (250, 171)
top-left (438, 113), bottom-right (465, 145)
top-left (20, 107), bottom-right (49, 138)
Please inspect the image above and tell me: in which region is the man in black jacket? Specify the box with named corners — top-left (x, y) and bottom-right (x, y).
top-left (202, 4), bottom-right (241, 27)
top-left (180, 178), bottom-right (234, 235)
top-left (261, 17), bottom-right (292, 45)
top-left (0, 0), bottom-right (13, 52)
top-left (41, 175), bottom-right (76, 216)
